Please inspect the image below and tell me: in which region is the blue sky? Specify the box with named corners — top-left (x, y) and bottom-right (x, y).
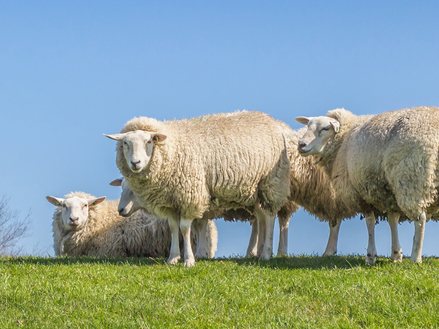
top-left (1, 1), bottom-right (439, 258)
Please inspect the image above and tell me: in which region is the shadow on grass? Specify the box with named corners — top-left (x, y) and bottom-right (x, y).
top-left (0, 254), bottom-right (402, 270)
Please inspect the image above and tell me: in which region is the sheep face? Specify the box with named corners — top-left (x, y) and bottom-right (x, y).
top-left (109, 178), bottom-right (142, 217)
top-left (104, 131), bottom-right (167, 173)
top-left (295, 116), bottom-right (340, 156)
top-left (46, 195), bottom-right (106, 231)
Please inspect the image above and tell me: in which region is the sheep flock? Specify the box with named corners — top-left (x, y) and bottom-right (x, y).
top-left (45, 106), bottom-right (439, 266)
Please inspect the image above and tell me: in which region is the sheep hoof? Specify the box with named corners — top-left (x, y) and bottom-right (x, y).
top-left (184, 258), bottom-right (195, 267)
top-left (365, 255), bottom-right (376, 265)
top-left (391, 250), bottom-right (403, 263)
top-left (195, 248), bottom-right (209, 259)
top-left (259, 253), bottom-right (271, 261)
top-left (410, 256), bottom-right (422, 263)
top-left (167, 255), bottom-right (181, 265)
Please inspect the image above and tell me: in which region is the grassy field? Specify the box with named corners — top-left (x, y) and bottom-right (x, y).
top-left (0, 255), bottom-right (438, 328)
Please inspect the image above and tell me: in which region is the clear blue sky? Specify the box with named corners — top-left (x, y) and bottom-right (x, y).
top-left (1, 1), bottom-right (439, 258)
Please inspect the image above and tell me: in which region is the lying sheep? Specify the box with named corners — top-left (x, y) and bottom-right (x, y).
top-left (105, 111), bottom-right (291, 266)
top-left (47, 191), bottom-right (217, 258)
top-left (296, 106), bottom-right (439, 263)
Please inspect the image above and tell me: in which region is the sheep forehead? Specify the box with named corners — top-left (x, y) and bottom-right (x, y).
top-left (308, 117), bottom-right (333, 130)
top-left (64, 196), bottom-right (87, 208)
top-left (124, 130), bottom-right (152, 143)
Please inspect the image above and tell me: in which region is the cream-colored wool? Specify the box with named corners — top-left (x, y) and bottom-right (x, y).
top-left (111, 111), bottom-right (291, 265)
top-left (51, 191), bottom-right (217, 258)
top-left (284, 127), bottom-right (357, 255)
top-left (297, 107), bottom-right (439, 263)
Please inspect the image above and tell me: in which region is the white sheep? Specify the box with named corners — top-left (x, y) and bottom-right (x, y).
top-left (105, 111), bottom-right (291, 266)
top-left (47, 191), bottom-right (217, 259)
top-left (296, 106), bottom-right (439, 263)
top-left (109, 178), bottom-right (218, 259)
top-left (109, 176), bottom-right (297, 259)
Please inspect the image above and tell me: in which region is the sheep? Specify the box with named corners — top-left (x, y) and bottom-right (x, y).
top-left (47, 191), bottom-right (217, 259)
top-left (283, 126), bottom-right (358, 256)
top-left (110, 176), bottom-right (305, 259)
top-left (296, 106), bottom-right (439, 263)
top-left (105, 111), bottom-right (291, 266)
top-left (109, 178), bottom-right (218, 259)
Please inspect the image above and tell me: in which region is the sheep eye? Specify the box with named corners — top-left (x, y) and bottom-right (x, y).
top-left (320, 127), bottom-right (330, 133)
top-left (82, 204), bottom-right (88, 209)
top-left (62, 204), bottom-right (66, 208)
top-left (123, 141), bottom-right (128, 145)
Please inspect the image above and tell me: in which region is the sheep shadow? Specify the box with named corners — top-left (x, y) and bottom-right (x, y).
top-left (0, 254), bottom-right (398, 270)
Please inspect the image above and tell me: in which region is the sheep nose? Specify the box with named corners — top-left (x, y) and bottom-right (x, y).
top-left (118, 208), bottom-right (125, 215)
top-left (298, 141), bottom-right (307, 150)
top-left (131, 160), bottom-right (141, 167)
top-left (69, 217), bottom-right (79, 223)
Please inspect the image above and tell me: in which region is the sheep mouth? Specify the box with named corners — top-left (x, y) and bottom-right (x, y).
top-left (298, 148), bottom-right (311, 155)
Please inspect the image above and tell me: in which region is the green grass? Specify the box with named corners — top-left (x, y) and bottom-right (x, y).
top-left (1, 255), bottom-right (439, 328)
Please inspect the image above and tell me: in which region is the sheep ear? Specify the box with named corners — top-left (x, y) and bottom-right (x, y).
top-left (295, 117), bottom-right (310, 126)
top-left (46, 196), bottom-right (64, 207)
top-left (103, 133), bottom-right (127, 141)
top-left (152, 133), bottom-right (167, 143)
top-left (109, 178), bottom-right (123, 187)
top-left (88, 196), bottom-right (106, 206)
top-left (330, 120), bottom-right (340, 133)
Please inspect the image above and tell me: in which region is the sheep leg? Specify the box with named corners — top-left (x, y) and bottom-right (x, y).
top-left (260, 211), bottom-right (276, 261)
top-left (410, 211), bottom-right (426, 263)
top-left (180, 218), bottom-right (196, 267)
top-left (277, 214), bottom-right (290, 256)
top-left (246, 220), bottom-right (258, 257)
top-left (322, 221), bottom-right (341, 256)
top-left (388, 212), bottom-right (402, 262)
top-left (255, 208), bottom-right (266, 257)
top-left (167, 215), bottom-right (181, 265)
top-left (194, 218), bottom-right (209, 259)
top-left (365, 213), bottom-right (377, 265)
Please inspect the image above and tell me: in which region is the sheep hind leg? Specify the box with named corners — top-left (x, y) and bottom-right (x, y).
top-left (255, 208), bottom-right (266, 258)
top-left (180, 218), bottom-right (196, 267)
top-left (167, 215), bottom-right (181, 265)
top-left (411, 211), bottom-right (426, 263)
top-left (277, 214), bottom-right (290, 256)
top-left (194, 219), bottom-right (209, 259)
top-left (365, 213), bottom-right (377, 265)
top-left (388, 212), bottom-right (402, 262)
top-left (323, 220), bottom-right (341, 256)
top-left (245, 220), bottom-right (258, 257)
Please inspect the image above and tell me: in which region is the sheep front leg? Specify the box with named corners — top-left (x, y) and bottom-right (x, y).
top-left (194, 218), bottom-right (209, 259)
top-left (365, 213), bottom-right (377, 265)
top-left (180, 218), bottom-right (196, 267)
top-left (246, 220), bottom-right (258, 257)
top-left (411, 211), bottom-right (426, 263)
top-left (388, 212), bottom-right (402, 262)
top-left (260, 211), bottom-right (276, 261)
top-left (167, 215), bottom-right (181, 265)
top-left (277, 214), bottom-right (290, 256)
top-left (323, 220), bottom-right (341, 256)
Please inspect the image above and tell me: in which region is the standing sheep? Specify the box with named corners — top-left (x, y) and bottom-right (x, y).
top-left (110, 178), bottom-right (218, 259)
top-left (47, 191), bottom-right (217, 258)
top-left (105, 111), bottom-right (291, 266)
top-left (296, 106), bottom-right (439, 263)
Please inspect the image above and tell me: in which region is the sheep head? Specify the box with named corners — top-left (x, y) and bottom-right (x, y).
top-left (104, 130), bottom-right (167, 173)
top-left (295, 116), bottom-right (340, 157)
top-left (46, 195), bottom-right (106, 231)
top-left (109, 178), bottom-right (142, 217)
